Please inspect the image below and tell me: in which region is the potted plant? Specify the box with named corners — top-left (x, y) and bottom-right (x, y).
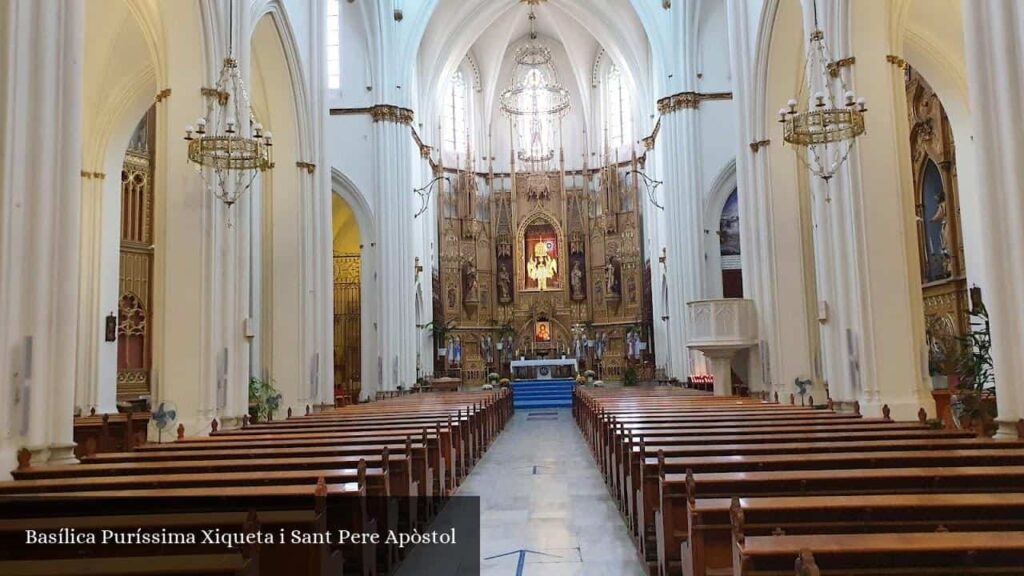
top-left (584, 369), bottom-right (596, 383)
top-left (952, 299), bottom-right (997, 436)
top-left (575, 374), bottom-right (587, 386)
top-left (424, 319), bottom-right (456, 357)
top-left (248, 377), bottom-right (282, 423)
top-left (498, 377), bottom-right (510, 389)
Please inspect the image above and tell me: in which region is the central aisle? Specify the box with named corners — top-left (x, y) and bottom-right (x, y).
top-left (457, 408), bottom-right (646, 575)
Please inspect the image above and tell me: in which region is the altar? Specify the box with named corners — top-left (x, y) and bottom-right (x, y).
top-left (510, 358), bottom-right (578, 380)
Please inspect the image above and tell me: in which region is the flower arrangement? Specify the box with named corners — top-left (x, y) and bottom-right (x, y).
top-left (499, 378), bottom-right (510, 388)
top-left (575, 374), bottom-right (586, 385)
top-left (487, 372), bottom-right (500, 383)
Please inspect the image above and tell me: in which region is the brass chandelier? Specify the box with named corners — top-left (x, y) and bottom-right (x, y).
top-left (779, 0), bottom-right (866, 182)
top-left (499, 5), bottom-right (570, 163)
top-left (184, 0), bottom-right (273, 206)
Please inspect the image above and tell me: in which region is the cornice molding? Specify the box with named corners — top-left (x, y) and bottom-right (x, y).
top-left (656, 91), bottom-right (733, 115)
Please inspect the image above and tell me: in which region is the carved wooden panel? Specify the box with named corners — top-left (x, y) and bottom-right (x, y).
top-left (117, 107), bottom-right (155, 400)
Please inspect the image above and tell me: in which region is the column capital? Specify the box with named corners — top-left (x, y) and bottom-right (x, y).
top-left (656, 91), bottom-right (732, 115)
top-left (370, 104), bottom-right (415, 125)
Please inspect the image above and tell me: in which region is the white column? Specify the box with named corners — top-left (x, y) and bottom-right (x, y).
top-left (373, 108), bottom-right (417, 391)
top-left (642, 148), bottom-right (671, 377)
top-left (150, 0), bottom-right (218, 438)
top-left (963, 0), bottom-right (1024, 437)
top-left (659, 101), bottom-right (705, 380)
top-left (0, 0), bottom-right (84, 468)
top-left (818, 0), bottom-right (933, 419)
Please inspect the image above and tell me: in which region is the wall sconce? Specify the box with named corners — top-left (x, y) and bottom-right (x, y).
top-left (393, 8), bottom-right (403, 21)
top-left (414, 257), bottom-right (423, 282)
top-left (658, 247), bottom-right (667, 272)
top-left (662, 0), bottom-right (671, 9)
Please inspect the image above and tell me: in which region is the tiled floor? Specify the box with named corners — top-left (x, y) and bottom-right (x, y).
top-left (456, 408), bottom-right (646, 576)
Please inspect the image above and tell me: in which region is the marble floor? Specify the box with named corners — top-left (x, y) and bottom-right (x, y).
top-left (456, 408), bottom-right (646, 576)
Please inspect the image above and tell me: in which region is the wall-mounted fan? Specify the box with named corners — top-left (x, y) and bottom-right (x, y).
top-left (152, 401), bottom-right (178, 442)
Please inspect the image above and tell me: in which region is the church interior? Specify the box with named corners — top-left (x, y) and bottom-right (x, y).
top-left (2, 0), bottom-right (1024, 574)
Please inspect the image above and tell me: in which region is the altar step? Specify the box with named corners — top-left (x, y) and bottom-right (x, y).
top-left (512, 379), bottom-right (575, 409)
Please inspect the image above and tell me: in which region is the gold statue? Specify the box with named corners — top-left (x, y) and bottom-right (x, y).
top-left (527, 241), bottom-right (557, 291)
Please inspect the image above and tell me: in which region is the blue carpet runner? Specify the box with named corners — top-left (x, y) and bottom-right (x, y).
top-left (512, 378), bottom-right (575, 409)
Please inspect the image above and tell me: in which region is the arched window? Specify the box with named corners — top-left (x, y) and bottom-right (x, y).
top-left (326, 0), bottom-right (341, 90)
top-left (516, 68), bottom-right (556, 161)
top-left (443, 71), bottom-right (468, 153)
top-left (605, 64), bottom-right (632, 149)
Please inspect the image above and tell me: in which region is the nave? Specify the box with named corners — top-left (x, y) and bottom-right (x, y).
top-left (5, 384), bottom-right (1024, 575)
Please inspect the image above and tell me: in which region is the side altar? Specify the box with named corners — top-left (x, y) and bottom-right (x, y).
top-left (429, 151), bottom-right (656, 386)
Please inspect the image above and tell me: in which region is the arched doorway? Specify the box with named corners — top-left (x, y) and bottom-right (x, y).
top-left (332, 195), bottom-right (361, 402)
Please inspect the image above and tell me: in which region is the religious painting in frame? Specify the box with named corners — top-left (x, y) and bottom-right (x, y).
top-left (524, 221), bottom-right (560, 291)
top-left (534, 320), bottom-right (552, 343)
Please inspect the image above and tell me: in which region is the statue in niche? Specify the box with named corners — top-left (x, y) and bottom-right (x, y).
top-left (627, 275), bottom-right (637, 303)
top-left (481, 335), bottom-right (494, 365)
top-left (497, 264), bottom-right (512, 303)
top-left (604, 260), bottom-right (620, 295)
top-left (463, 262), bottom-right (479, 302)
top-left (527, 242), bottom-right (558, 291)
top-left (931, 194), bottom-right (952, 275)
top-left (570, 261), bottom-right (585, 300)
top-left (447, 285), bottom-right (457, 309)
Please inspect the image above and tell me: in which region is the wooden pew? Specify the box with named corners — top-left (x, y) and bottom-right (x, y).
top-left (683, 493), bottom-right (1024, 576)
top-left (73, 412), bottom-right (151, 457)
top-left (732, 531), bottom-right (1024, 576)
top-left (0, 482), bottom-right (370, 576)
top-left (658, 466), bottom-right (1024, 576)
top-left (629, 437), bottom-right (1024, 549)
top-left (0, 509), bottom-right (343, 576)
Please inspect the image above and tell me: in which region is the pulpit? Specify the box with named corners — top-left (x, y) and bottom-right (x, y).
top-left (686, 299), bottom-right (757, 396)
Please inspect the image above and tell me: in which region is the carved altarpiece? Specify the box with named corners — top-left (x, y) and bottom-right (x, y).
top-left (906, 67), bottom-right (968, 377)
top-left (434, 156), bottom-right (653, 384)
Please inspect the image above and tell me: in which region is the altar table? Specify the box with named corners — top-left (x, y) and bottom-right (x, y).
top-left (510, 358), bottom-right (578, 380)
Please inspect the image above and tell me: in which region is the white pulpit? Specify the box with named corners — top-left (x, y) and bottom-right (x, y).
top-left (686, 299), bottom-right (758, 396)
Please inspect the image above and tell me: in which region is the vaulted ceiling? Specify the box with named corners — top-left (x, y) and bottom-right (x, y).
top-left (416, 0), bottom-right (652, 124)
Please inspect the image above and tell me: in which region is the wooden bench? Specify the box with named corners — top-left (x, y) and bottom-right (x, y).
top-left (733, 531), bottom-right (1024, 575)
top-left (657, 466), bottom-right (1024, 576)
top-left (685, 493), bottom-right (1024, 576)
top-left (73, 412), bottom-right (151, 457)
top-left (0, 482), bottom-right (369, 576)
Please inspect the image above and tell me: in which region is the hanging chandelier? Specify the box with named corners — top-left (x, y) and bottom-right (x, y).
top-left (184, 0), bottom-right (273, 206)
top-left (779, 1), bottom-right (866, 182)
top-left (499, 5), bottom-right (570, 163)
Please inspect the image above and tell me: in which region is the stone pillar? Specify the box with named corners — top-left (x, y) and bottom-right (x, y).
top-left (659, 96), bottom-right (705, 380)
top-left (725, 0), bottom-right (818, 397)
top-left (0, 0), bottom-right (84, 468)
top-left (150, 0), bottom-right (221, 438)
top-left (813, 0), bottom-right (933, 419)
top-left (642, 145), bottom-right (671, 378)
top-left (963, 1), bottom-right (1024, 437)
top-left (372, 105), bottom-right (417, 392)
